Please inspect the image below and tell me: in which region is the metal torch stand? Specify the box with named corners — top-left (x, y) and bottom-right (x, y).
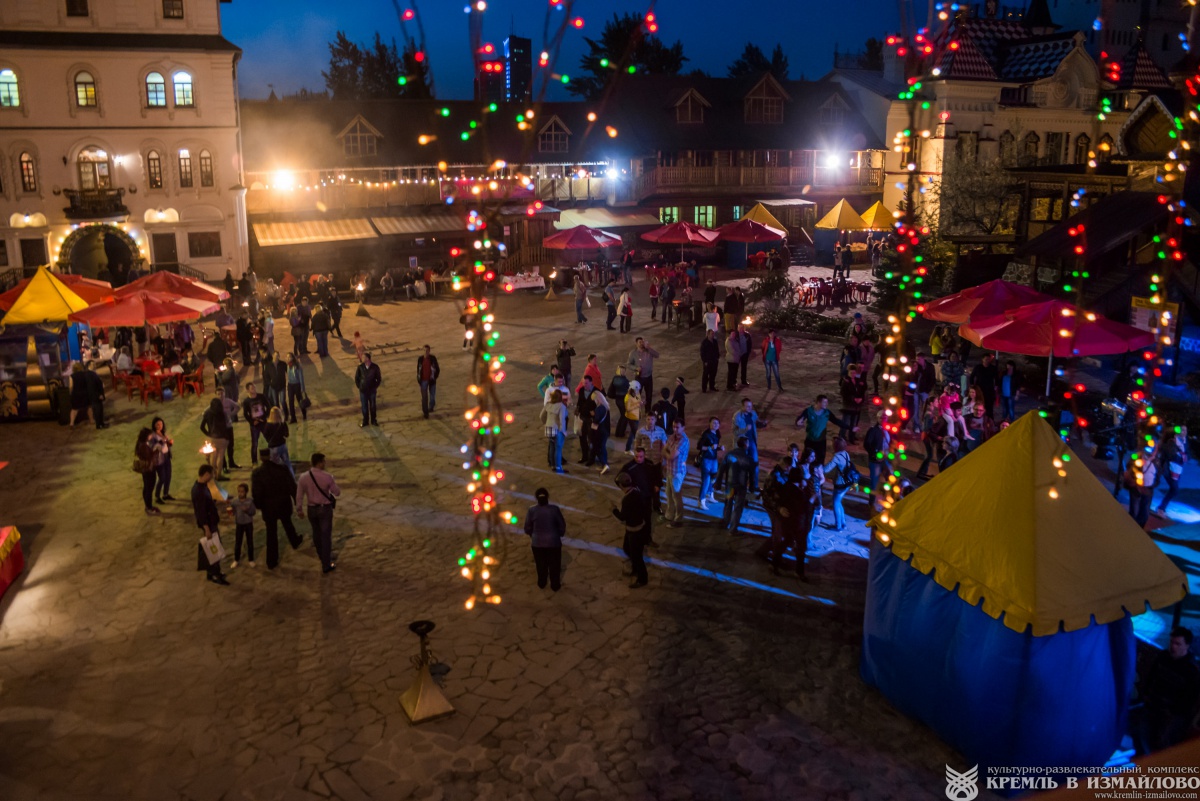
top-left (399, 620), bottom-right (455, 724)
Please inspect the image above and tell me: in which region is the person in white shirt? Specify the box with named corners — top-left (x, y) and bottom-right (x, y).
top-left (703, 303), bottom-right (721, 334)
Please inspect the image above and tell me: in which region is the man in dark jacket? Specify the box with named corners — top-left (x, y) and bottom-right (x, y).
top-left (269, 352), bottom-right (287, 411)
top-left (1136, 627), bottom-right (1200, 753)
top-left (555, 340), bottom-right (576, 389)
top-left (236, 314), bottom-right (253, 365)
top-left (700, 330), bottom-right (720, 393)
top-left (613, 473), bottom-right (649, 588)
top-left (241, 383), bottom-right (270, 464)
top-left (416, 344), bottom-right (440, 419)
top-left (354, 351), bottom-right (382, 426)
top-left (971, 353), bottom-right (1000, 420)
top-left (311, 304), bottom-right (332, 358)
top-left (82, 363), bottom-right (108, 429)
top-left (736, 323), bottom-right (754, 388)
top-left (295, 297), bottom-right (312, 354)
top-left (776, 467), bottom-right (818, 579)
top-left (716, 436), bottom-right (753, 534)
top-left (207, 334), bottom-right (229, 393)
top-left (251, 448), bottom-right (302, 569)
top-left (609, 365), bottom-right (631, 438)
top-left (618, 447), bottom-right (656, 547)
top-left (911, 353), bottom-right (937, 433)
top-left (524, 487), bottom-right (567, 590)
top-left (193, 465), bottom-right (228, 585)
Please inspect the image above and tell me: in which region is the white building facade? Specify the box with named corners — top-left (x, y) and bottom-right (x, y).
top-left (0, 0), bottom-right (246, 283)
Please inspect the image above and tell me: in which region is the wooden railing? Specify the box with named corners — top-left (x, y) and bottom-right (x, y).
top-left (632, 164), bottom-right (883, 200)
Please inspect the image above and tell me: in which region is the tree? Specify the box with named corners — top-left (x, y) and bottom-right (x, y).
top-left (933, 153), bottom-right (1020, 237)
top-left (727, 42), bottom-right (789, 80)
top-left (322, 31), bottom-right (433, 100)
top-left (567, 13), bottom-right (687, 101)
top-left (856, 37), bottom-right (885, 71)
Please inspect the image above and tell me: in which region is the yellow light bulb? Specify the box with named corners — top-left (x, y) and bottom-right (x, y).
top-left (1048, 487), bottom-right (1059, 499)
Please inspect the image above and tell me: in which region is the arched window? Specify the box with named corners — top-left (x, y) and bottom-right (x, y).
top-left (75, 71), bottom-right (97, 107)
top-left (146, 72), bottom-right (166, 107)
top-left (1073, 133), bottom-right (1091, 165)
top-left (173, 71), bottom-right (193, 107)
top-left (198, 149), bottom-right (214, 187)
top-left (178, 148), bottom-right (193, 188)
top-left (0, 69), bottom-right (19, 107)
top-left (19, 152), bottom-right (37, 192)
top-left (77, 146), bottom-right (112, 191)
top-left (1097, 133), bottom-right (1114, 162)
top-left (147, 150), bottom-right (163, 189)
top-left (998, 131), bottom-right (1015, 167)
top-left (1022, 131), bottom-right (1040, 164)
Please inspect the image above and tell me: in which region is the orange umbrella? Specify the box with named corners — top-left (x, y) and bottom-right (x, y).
top-left (543, 225), bottom-right (622, 250)
top-left (69, 291), bottom-right (203, 327)
top-left (0, 273), bottom-right (113, 311)
top-left (117, 271), bottom-right (228, 302)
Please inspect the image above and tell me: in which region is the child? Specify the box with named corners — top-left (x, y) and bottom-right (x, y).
top-left (227, 483), bottom-right (257, 568)
top-left (672, 376), bottom-right (689, 424)
top-left (352, 331), bottom-right (366, 363)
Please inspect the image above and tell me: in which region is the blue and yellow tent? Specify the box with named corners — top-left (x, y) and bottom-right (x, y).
top-left (863, 412), bottom-right (1186, 771)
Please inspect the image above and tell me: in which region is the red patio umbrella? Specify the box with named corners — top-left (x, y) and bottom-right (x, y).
top-left (960, 300), bottom-right (1155, 395)
top-left (543, 225), bottom-right (622, 250)
top-left (715, 219), bottom-right (787, 243)
top-left (69, 291), bottom-right (204, 327)
top-left (921, 279), bottom-right (1054, 324)
top-left (116, 270), bottom-right (229, 302)
top-left (640, 221), bottom-right (719, 262)
top-left (0, 273), bottom-right (114, 311)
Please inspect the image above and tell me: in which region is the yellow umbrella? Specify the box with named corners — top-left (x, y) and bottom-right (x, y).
top-left (858, 201), bottom-right (892, 230)
top-left (740, 203), bottom-right (788, 236)
top-left (1, 266), bottom-right (90, 325)
top-left (814, 199), bottom-right (869, 231)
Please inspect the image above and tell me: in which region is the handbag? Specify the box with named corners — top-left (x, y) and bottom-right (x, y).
top-left (199, 533), bottom-right (226, 565)
top-left (300, 394), bottom-right (312, 411)
top-left (834, 457), bottom-right (863, 490)
top-left (131, 457), bottom-right (152, 474)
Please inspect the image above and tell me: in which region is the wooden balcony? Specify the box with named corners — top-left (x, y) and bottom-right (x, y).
top-left (631, 164), bottom-right (882, 201)
top-left (63, 188), bottom-right (129, 220)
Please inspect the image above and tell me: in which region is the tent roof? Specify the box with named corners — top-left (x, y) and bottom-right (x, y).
top-left (858, 200), bottom-right (892, 230)
top-left (741, 203), bottom-right (788, 234)
top-left (1, 267), bottom-right (90, 325)
top-left (869, 412), bottom-right (1186, 635)
top-left (814, 199), bottom-right (869, 230)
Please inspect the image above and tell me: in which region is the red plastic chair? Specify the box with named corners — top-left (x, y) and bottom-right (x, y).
top-left (124, 374), bottom-right (145, 403)
top-left (181, 364), bottom-right (205, 397)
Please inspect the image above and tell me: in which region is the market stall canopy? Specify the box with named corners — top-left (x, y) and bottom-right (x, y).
top-left (869, 412), bottom-right (1186, 635)
top-left (715, 218), bottom-right (787, 243)
top-left (543, 225), bottom-right (622, 250)
top-left (921, 279), bottom-right (1054, 324)
top-left (858, 201), bottom-right (893, 230)
top-left (639, 221), bottom-right (720, 245)
top-left (69, 291), bottom-right (203, 327)
top-left (814, 199), bottom-right (869, 230)
top-left (116, 270), bottom-right (228, 301)
top-left (0, 267), bottom-right (91, 324)
top-left (960, 299), bottom-right (1155, 357)
top-left (0, 273), bottom-right (113, 312)
top-left (740, 203), bottom-right (788, 235)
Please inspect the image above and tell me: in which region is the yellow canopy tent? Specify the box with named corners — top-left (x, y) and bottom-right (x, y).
top-left (869, 412), bottom-right (1186, 635)
top-left (740, 203), bottom-right (788, 235)
top-left (1, 266), bottom-right (90, 325)
top-left (858, 201), bottom-right (892, 230)
top-left (814, 199), bottom-right (869, 230)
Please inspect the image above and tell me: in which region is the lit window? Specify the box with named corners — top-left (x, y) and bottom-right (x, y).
top-left (731, 205), bottom-right (742, 220)
top-left (0, 69), bottom-right (19, 108)
top-left (694, 206), bottom-right (714, 226)
top-left (19, 152), bottom-right (37, 192)
top-left (173, 71), bottom-right (193, 107)
top-left (77, 146), bottom-right (112, 190)
top-left (146, 72), bottom-right (166, 107)
top-left (341, 120), bottom-right (377, 157)
top-left (162, 0), bottom-right (184, 19)
top-left (538, 119), bottom-right (569, 154)
top-left (147, 150), bottom-right (163, 189)
top-left (199, 149), bottom-right (214, 187)
top-left (75, 71), bottom-right (97, 107)
top-left (178, 149), bottom-right (193, 188)
top-left (658, 206), bottom-right (679, 224)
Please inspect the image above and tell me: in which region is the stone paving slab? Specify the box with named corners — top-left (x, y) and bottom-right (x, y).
top-left (0, 287), bottom-right (982, 800)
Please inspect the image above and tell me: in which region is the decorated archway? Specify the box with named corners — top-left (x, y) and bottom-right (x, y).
top-left (55, 223), bottom-right (144, 280)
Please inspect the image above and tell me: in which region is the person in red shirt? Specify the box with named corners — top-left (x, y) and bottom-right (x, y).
top-left (416, 345), bottom-right (440, 419)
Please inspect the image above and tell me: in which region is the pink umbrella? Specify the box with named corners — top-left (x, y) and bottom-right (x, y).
top-left (640, 221), bottom-right (719, 262)
top-left (960, 300), bottom-right (1155, 395)
top-left (116, 270), bottom-right (229, 302)
top-left (543, 225), bottom-right (622, 250)
top-left (715, 219), bottom-right (787, 243)
top-left (69, 291), bottom-right (204, 327)
top-left (921, 279), bottom-right (1054, 324)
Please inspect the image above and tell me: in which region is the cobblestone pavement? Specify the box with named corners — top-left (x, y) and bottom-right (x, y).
top-left (0, 281), bottom-right (976, 801)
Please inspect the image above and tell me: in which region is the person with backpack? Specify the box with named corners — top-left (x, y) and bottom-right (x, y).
top-left (824, 437), bottom-right (860, 532)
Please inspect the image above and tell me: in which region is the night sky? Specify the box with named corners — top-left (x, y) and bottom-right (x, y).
top-left (223, 0), bottom-right (903, 101)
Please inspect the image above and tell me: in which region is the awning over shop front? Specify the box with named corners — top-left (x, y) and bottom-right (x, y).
top-left (253, 219), bottom-right (377, 247)
top-left (554, 207), bottom-right (661, 230)
top-left (371, 212), bottom-right (467, 236)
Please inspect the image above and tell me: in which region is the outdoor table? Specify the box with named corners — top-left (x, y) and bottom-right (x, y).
top-left (428, 276), bottom-right (455, 296)
top-left (0, 526), bottom-right (24, 600)
top-left (501, 274), bottom-right (546, 292)
top-left (144, 370), bottom-right (181, 401)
